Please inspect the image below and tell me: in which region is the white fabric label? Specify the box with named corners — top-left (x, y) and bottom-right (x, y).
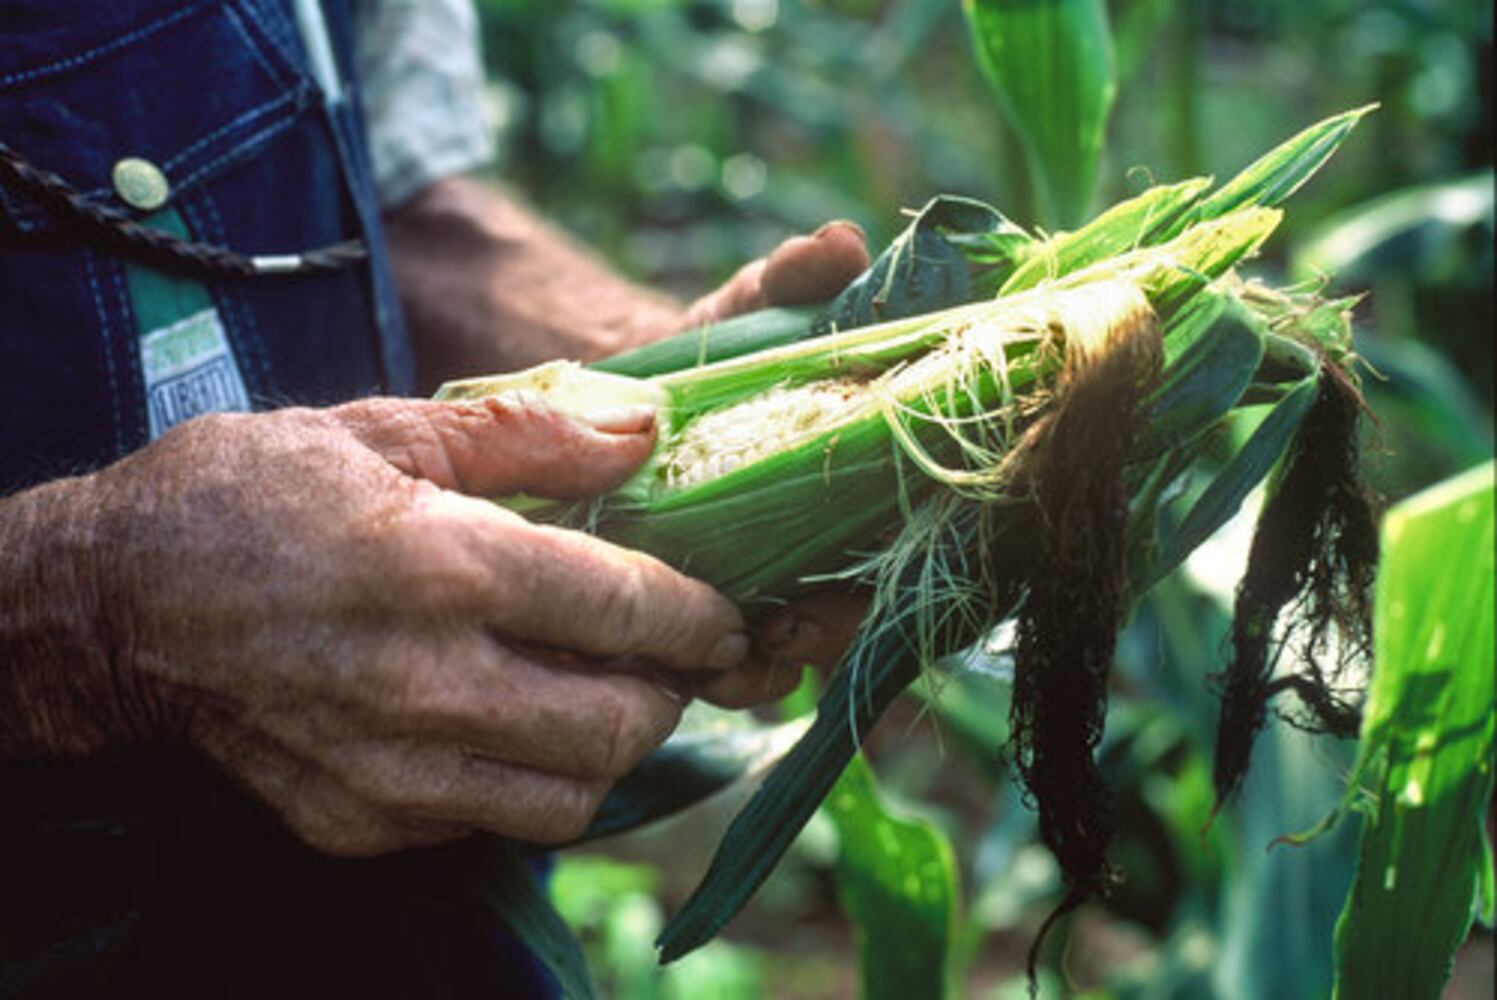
top-left (139, 307), bottom-right (251, 439)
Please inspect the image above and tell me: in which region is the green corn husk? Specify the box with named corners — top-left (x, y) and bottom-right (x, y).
top-left (434, 108), bottom-right (1375, 977)
top-left (436, 206), bottom-right (1283, 602)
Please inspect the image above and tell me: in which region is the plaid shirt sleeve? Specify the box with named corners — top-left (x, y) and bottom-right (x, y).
top-left (352, 0), bottom-right (495, 208)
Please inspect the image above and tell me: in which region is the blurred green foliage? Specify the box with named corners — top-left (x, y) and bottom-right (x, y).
top-left (471, 0), bottom-right (1493, 995)
top-left (473, 0), bottom-right (1492, 482)
top-left (1334, 462), bottom-right (1496, 999)
top-left (552, 855), bottom-right (767, 998)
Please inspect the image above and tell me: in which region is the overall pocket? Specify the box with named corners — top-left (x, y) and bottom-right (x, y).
top-left (0, 0), bottom-right (395, 490)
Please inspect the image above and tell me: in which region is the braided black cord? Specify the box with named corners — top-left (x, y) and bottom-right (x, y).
top-left (0, 141), bottom-right (366, 278)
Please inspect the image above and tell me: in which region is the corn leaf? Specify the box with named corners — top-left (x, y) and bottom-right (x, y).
top-left (656, 638), bottom-right (926, 963)
top-left (1293, 170), bottom-right (1493, 280)
top-left (658, 507), bottom-right (990, 962)
top-left (1001, 177), bottom-right (1211, 295)
top-left (1165, 104), bottom-right (1377, 239)
top-left (1144, 376), bottom-right (1319, 590)
top-left (1333, 461), bottom-right (1497, 999)
top-left (1135, 296), bottom-right (1265, 461)
top-left (572, 718), bottom-right (810, 844)
top-left (963, 0), bottom-right (1117, 229)
top-left (826, 755), bottom-right (958, 1000)
top-left (472, 839), bottom-right (598, 1000)
top-left (820, 195), bottom-right (1033, 332)
top-left (1214, 724), bottom-right (1362, 999)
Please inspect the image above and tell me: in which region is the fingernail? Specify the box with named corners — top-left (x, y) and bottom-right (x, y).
top-left (579, 405), bottom-right (656, 434)
top-left (815, 220), bottom-right (866, 242)
top-left (707, 632), bottom-right (750, 671)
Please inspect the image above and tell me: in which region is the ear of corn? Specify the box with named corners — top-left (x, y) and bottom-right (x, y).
top-left (437, 206), bottom-right (1281, 601)
top-left (590, 305), bottom-right (822, 378)
top-left (434, 108), bottom-right (1374, 964)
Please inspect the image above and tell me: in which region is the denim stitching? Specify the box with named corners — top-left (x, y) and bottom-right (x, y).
top-left (106, 257), bottom-right (148, 446)
top-left (76, 88), bottom-right (306, 205)
top-left (244, 0), bottom-right (300, 58)
top-left (82, 252), bottom-right (125, 458)
top-left (174, 115), bottom-right (299, 193)
top-left (0, 2), bottom-right (210, 90)
top-left (163, 91), bottom-right (296, 171)
top-left (222, 3), bottom-right (287, 88)
top-left (234, 0), bottom-right (305, 84)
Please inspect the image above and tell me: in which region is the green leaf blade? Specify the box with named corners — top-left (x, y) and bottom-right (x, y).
top-left (1001, 177), bottom-right (1212, 295)
top-left (475, 839), bottom-right (600, 1000)
top-left (1146, 376), bottom-right (1319, 589)
top-left (1173, 104), bottom-right (1377, 238)
top-left (827, 755), bottom-right (958, 1000)
top-left (1135, 296), bottom-right (1266, 462)
top-left (1333, 460), bottom-right (1497, 999)
top-left (963, 0), bottom-right (1118, 229)
top-left (655, 632), bottom-right (925, 964)
top-left (822, 195), bottom-right (1034, 331)
top-left (573, 719), bottom-right (811, 844)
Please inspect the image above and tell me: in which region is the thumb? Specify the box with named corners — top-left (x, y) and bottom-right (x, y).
top-left (680, 221), bottom-right (871, 327)
top-left (760, 221), bottom-right (869, 306)
top-left (332, 396), bottom-right (657, 498)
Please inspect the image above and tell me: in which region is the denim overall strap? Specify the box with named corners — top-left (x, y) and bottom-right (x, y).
top-left (0, 0), bottom-right (414, 493)
top-left (287, 0), bottom-right (414, 397)
top-left (0, 2), bottom-right (551, 995)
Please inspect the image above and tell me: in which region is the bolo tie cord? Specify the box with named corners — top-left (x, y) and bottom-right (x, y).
top-left (0, 141), bottom-right (367, 278)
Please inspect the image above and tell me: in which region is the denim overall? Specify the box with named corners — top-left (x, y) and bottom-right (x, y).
top-left (0, 0), bottom-right (415, 489)
top-left (0, 2), bottom-right (551, 994)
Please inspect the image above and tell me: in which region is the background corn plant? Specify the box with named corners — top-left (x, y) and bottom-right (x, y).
top-left (469, 1), bottom-right (1493, 996)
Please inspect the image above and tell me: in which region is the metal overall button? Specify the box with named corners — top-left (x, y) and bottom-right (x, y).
top-left (112, 157), bottom-right (170, 211)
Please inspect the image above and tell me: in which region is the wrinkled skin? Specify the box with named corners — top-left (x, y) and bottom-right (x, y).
top-left (2, 399), bottom-right (832, 856)
top-left (383, 177), bottom-right (871, 388)
top-left (0, 181), bottom-right (870, 859)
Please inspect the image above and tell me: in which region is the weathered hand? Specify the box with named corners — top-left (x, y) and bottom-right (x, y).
top-left (382, 177), bottom-right (871, 384)
top-left (10, 398), bottom-right (772, 856)
top-left (681, 221), bottom-right (871, 327)
top-left (675, 221), bottom-right (874, 697)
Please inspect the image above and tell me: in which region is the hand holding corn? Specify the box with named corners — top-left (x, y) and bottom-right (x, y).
top-left (0, 396), bottom-right (808, 855)
top-left (383, 175), bottom-right (870, 385)
top-left (680, 220), bottom-right (870, 327)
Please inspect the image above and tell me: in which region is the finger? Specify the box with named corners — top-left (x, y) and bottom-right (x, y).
top-left (333, 395), bottom-right (656, 498)
top-left (383, 637), bottom-right (686, 779)
top-left (324, 739), bottom-right (612, 844)
top-left (761, 590), bottom-right (870, 669)
top-left (695, 659), bottom-right (806, 709)
top-left (760, 221), bottom-right (870, 306)
top-left (695, 589), bottom-right (868, 707)
top-left (682, 258), bottom-right (769, 327)
top-left (475, 517), bottom-right (749, 672)
top-left (194, 717), bottom-right (433, 857)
